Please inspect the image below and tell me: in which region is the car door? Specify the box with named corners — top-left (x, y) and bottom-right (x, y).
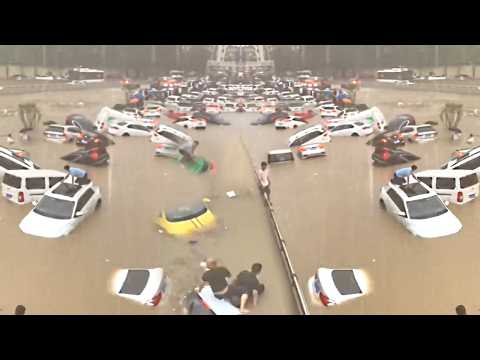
top-left (128, 124), bottom-right (149, 136)
top-left (387, 188), bottom-right (407, 225)
top-left (73, 188), bottom-right (95, 227)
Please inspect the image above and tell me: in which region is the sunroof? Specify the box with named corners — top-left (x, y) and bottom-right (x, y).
top-left (52, 182), bottom-right (82, 197)
top-left (399, 183), bottom-right (429, 197)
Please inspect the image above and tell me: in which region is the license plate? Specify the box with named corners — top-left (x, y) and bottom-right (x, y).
top-left (469, 193), bottom-right (476, 199)
top-left (6, 193), bottom-right (12, 199)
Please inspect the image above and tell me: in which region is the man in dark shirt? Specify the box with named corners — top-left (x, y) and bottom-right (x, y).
top-left (200, 259), bottom-right (231, 299)
top-left (215, 263), bottom-right (265, 314)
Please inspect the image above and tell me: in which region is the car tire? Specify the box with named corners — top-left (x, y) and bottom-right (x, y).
top-left (379, 199), bottom-right (386, 210)
top-left (184, 125), bottom-right (188, 129)
top-left (351, 133), bottom-right (359, 137)
top-left (95, 199), bottom-right (102, 210)
top-left (122, 133), bottom-right (130, 137)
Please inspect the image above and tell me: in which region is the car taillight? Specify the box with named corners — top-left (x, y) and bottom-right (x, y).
top-left (90, 151), bottom-right (99, 161)
top-left (319, 292), bottom-right (331, 306)
top-left (298, 147), bottom-right (305, 152)
top-left (200, 298), bottom-right (211, 311)
top-left (156, 144), bottom-right (164, 149)
top-left (382, 151), bottom-right (391, 161)
top-left (380, 138), bottom-right (387, 143)
top-left (150, 292), bottom-right (162, 306)
top-left (18, 192), bottom-right (24, 203)
top-left (457, 192), bottom-right (463, 203)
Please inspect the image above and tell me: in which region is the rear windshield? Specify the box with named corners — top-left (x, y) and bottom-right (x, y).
top-left (461, 173), bottom-right (478, 188)
top-left (332, 270), bottom-right (362, 295)
top-left (269, 152), bottom-right (294, 163)
top-left (3, 173), bottom-right (21, 188)
top-left (46, 126), bottom-right (64, 133)
top-left (119, 270), bottom-right (150, 295)
top-left (166, 203), bottom-right (207, 222)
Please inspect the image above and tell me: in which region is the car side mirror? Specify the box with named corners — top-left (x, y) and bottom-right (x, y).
top-left (75, 210), bottom-right (85, 217)
top-left (397, 211), bottom-right (407, 218)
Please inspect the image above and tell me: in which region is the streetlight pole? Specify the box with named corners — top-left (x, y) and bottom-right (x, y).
top-left (42, 45), bottom-right (47, 68)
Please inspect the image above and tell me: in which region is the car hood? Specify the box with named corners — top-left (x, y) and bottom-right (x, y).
top-left (19, 211), bottom-right (72, 238)
top-left (407, 211), bottom-right (462, 238)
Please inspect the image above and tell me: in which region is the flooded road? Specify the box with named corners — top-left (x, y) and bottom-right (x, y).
top-left (1, 85), bottom-right (480, 314)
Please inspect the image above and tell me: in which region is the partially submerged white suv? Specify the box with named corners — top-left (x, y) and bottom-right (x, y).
top-left (19, 176), bottom-right (102, 238)
top-left (379, 177), bottom-right (462, 238)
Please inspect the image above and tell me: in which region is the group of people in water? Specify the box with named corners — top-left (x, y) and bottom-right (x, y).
top-left (197, 258), bottom-right (265, 314)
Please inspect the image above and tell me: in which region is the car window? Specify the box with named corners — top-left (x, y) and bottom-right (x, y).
top-left (158, 131), bottom-right (185, 144)
top-left (119, 270), bottom-right (150, 295)
top-left (166, 204), bottom-right (208, 222)
top-left (460, 174), bottom-right (478, 188)
top-left (26, 177), bottom-right (46, 190)
top-left (436, 177), bottom-right (456, 190)
top-left (455, 155), bottom-right (480, 171)
top-left (49, 176), bottom-right (65, 188)
top-left (406, 196), bottom-right (448, 220)
top-left (0, 155), bottom-right (29, 171)
top-left (68, 127), bottom-right (81, 133)
top-left (2, 173), bottom-right (21, 188)
top-left (417, 176), bottom-right (433, 188)
top-left (33, 196), bottom-right (75, 220)
top-left (76, 188), bottom-right (94, 212)
top-left (387, 188), bottom-right (406, 213)
top-left (291, 130), bottom-right (323, 147)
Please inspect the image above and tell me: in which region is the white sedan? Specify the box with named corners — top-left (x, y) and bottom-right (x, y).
top-left (379, 177), bottom-right (462, 238)
top-left (173, 116), bottom-right (207, 129)
top-left (317, 104), bottom-right (344, 118)
top-left (108, 121), bottom-right (153, 137)
top-left (329, 122), bottom-right (374, 137)
top-left (112, 268), bottom-right (169, 307)
top-left (275, 116), bottom-right (308, 129)
top-left (19, 178), bottom-right (102, 238)
top-left (308, 268), bottom-right (368, 307)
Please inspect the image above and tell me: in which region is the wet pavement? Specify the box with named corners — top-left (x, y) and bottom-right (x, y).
top-left (1, 85), bottom-right (480, 314)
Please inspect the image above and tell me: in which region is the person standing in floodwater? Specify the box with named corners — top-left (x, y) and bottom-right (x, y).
top-left (257, 161), bottom-right (272, 206)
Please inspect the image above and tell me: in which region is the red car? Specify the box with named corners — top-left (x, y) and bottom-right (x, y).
top-left (166, 110), bottom-right (188, 120)
top-left (293, 110), bottom-right (315, 121)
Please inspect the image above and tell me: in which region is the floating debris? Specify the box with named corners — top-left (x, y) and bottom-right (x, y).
top-left (226, 191), bottom-right (236, 198)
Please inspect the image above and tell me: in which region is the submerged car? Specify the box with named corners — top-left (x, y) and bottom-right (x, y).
top-left (183, 286), bottom-right (241, 315)
top-left (399, 124), bottom-right (438, 143)
top-left (19, 177), bottom-right (102, 238)
top-left (372, 146), bottom-right (420, 166)
top-left (379, 178), bottom-right (462, 238)
top-left (61, 146), bottom-right (110, 166)
top-left (296, 144), bottom-right (327, 160)
top-left (308, 268), bottom-right (368, 306)
top-left (112, 268), bottom-right (168, 307)
top-left (366, 131), bottom-right (405, 147)
top-left (275, 116), bottom-right (308, 129)
top-left (155, 201), bottom-right (216, 236)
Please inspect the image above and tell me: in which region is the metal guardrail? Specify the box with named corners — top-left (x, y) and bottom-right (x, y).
top-left (240, 137), bottom-right (310, 315)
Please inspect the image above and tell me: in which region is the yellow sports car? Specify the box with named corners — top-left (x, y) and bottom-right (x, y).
top-left (155, 201), bottom-right (216, 236)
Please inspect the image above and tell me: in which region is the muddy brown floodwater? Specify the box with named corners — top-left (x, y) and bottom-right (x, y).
top-left (1, 85), bottom-right (480, 314)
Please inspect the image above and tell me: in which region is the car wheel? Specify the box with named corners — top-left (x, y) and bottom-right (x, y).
top-left (122, 133), bottom-right (130, 137)
top-left (379, 199), bottom-right (386, 210)
top-left (95, 199), bottom-right (102, 210)
top-left (184, 125), bottom-right (188, 129)
top-left (351, 133), bottom-right (359, 137)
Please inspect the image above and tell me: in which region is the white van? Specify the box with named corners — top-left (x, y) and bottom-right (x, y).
top-left (288, 125), bottom-right (331, 148)
top-left (150, 125), bottom-right (193, 145)
top-left (2, 169), bottom-right (66, 205)
top-left (416, 169), bottom-right (479, 205)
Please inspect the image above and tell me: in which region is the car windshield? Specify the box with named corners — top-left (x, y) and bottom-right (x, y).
top-left (332, 270), bottom-right (362, 295)
top-left (33, 195), bottom-right (75, 220)
top-left (119, 270), bottom-right (150, 295)
top-left (165, 203), bottom-right (207, 222)
top-left (406, 196), bottom-right (448, 220)
top-left (418, 126), bottom-right (435, 133)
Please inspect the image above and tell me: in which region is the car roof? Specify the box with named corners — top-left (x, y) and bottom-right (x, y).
top-left (0, 147), bottom-right (36, 168)
top-left (48, 179), bottom-right (93, 201)
top-left (389, 179), bottom-right (434, 200)
top-left (5, 169), bottom-right (66, 177)
top-left (416, 169), bottom-right (476, 178)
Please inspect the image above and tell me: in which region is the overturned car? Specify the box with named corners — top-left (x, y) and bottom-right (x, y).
top-left (61, 146), bottom-right (110, 167)
top-left (371, 146), bottom-right (420, 167)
